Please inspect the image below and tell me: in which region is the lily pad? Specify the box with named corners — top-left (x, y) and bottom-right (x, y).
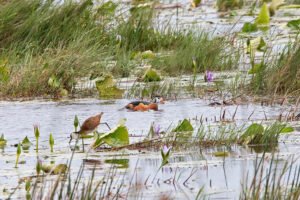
top-left (255, 3), bottom-right (270, 26)
top-left (242, 22), bottom-right (258, 33)
top-left (240, 123), bottom-right (264, 144)
top-left (105, 159), bottom-right (129, 168)
top-left (213, 152), bottom-right (229, 157)
top-left (91, 118), bottom-right (129, 148)
top-left (173, 119), bottom-right (194, 132)
top-left (96, 74), bottom-right (124, 99)
top-left (142, 67), bottom-right (161, 82)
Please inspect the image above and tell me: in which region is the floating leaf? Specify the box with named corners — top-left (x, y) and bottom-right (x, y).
top-left (96, 74), bottom-right (124, 99)
top-left (280, 126), bottom-right (294, 133)
top-left (213, 152), bottom-right (229, 157)
top-left (173, 119), bottom-right (194, 132)
top-left (242, 22), bottom-right (258, 32)
top-left (22, 136), bottom-right (33, 147)
top-left (255, 3), bottom-right (270, 26)
top-left (142, 67), bottom-right (161, 82)
top-left (287, 18), bottom-right (300, 30)
top-left (240, 123), bottom-right (264, 144)
top-left (105, 159), bottom-right (129, 168)
top-left (91, 118), bottom-right (129, 148)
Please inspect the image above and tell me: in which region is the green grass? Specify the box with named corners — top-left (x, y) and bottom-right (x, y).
top-left (249, 40), bottom-right (300, 96)
top-left (0, 0), bottom-right (240, 98)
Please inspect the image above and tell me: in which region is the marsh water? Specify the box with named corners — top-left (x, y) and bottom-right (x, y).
top-left (1, 97), bottom-right (300, 199)
top-left (1, 0), bottom-right (300, 199)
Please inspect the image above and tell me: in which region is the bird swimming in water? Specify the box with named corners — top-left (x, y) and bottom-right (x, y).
top-left (125, 96), bottom-right (164, 111)
top-left (69, 112), bottom-right (110, 151)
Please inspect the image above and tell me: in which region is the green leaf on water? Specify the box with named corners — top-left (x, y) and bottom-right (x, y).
top-left (173, 119), bottom-right (194, 132)
top-left (0, 134), bottom-right (7, 145)
top-left (242, 22), bottom-right (258, 32)
top-left (240, 123), bottom-right (264, 144)
top-left (280, 126), bottom-right (294, 133)
top-left (22, 136), bottom-right (33, 147)
top-left (142, 67), bottom-right (161, 82)
top-left (91, 118), bottom-right (129, 148)
top-left (96, 74), bottom-right (124, 99)
top-left (255, 3), bottom-right (270, 26)
top-left (287, 18), bottom-right (300, 30)
top-left (213, 152), bottom-right (229, 157)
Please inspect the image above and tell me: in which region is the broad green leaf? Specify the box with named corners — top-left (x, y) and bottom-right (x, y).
top-left (91, 118), bottom-right (129, 148)
top-left (280, 126), bottom-right (294, 133)
top-left (173, 119), bottom-right (194, 132)
top-left (287, 18), bottom-right (300, 30)
top-left (255, 3), bottom-right (270, 26)
top-left (142, 67), bottom-right (161, 82)
top-left (240, 123), bottom-right (264, 144)
top-left (96, 74), bottom-right (124, 99)
top-left (141, 50), bottom-right (155, 59)
top-left (22, 136), bottom-right (33, 147)
top-left (242, 22), bottom-right (258, 32)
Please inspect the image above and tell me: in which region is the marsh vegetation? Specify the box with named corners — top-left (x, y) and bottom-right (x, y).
top-left (0, 0), bottom-right (300, 199)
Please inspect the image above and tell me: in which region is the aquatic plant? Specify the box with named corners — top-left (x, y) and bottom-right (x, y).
top-left (34, 125), bottom-right (40, 152)
top-left (204, 71), bottom-right (214, 82)
top-left (25, 178), bottom-right (31, 200)
top-left (74, 115), bottom-right (79, 132)
top-left (161, 144), bottom-right (171, 165)
top-left (153, 123), bottom-right (161, 138)
top-left (15, 143), bottom-right (21, 168)
top-left (240, 153), bottom-right (300, 199)
top-left (0, 133), bottom-right (7, 145)
top-left (49, 133), bottom-right (54, 152)
top-left (142, 67), bottom-right (161, 82)
top-left (36, 159), bottom-right (42, 176)
top-left (255, 3), bottom-right (270, 26)
top-left (91, 118), bottom-right (129, 149)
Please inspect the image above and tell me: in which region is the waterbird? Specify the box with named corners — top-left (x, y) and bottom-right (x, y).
top-left (69, 112), bottom-right (111, 151)
top-left (125, 96), bottom-right (164, 111)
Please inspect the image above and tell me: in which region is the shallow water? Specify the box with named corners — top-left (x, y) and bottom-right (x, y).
top-left (0, 99), bottom-right (300, 199)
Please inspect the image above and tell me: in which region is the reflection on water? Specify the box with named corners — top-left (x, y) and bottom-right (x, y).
top-left (0, 99), bottom-right (299, 199)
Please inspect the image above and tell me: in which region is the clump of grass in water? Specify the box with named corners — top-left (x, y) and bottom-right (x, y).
top-left (15, 143), bottom-right (21, 168)
top-left (249, 39), bottom-right (300, 96)
top-left (240, 153), bottom-right (300, 199)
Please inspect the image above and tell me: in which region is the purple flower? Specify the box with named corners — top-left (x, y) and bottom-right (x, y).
top-left (152, 124), bottom-right (161, 137)
top-left (162, 145), bottom-right (170, 156)
top-left (205, 71), bottom-right (213, 82)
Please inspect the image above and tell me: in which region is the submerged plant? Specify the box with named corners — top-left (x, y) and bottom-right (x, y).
top-left (15, 143), bottom-right (21, 168)
top-left (49, 133), bottom-right (54, 152)
top-left (34, 125), bottom-right (40, 152)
